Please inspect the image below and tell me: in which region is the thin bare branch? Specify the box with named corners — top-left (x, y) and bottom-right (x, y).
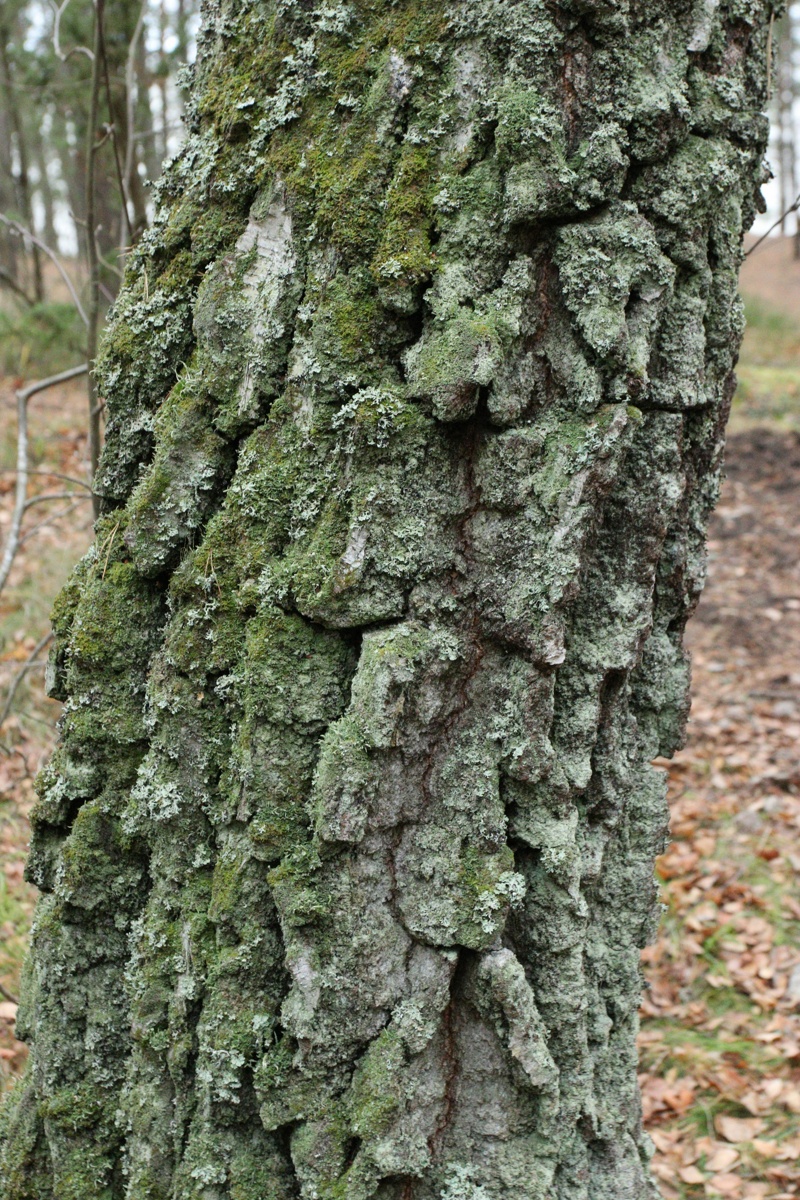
top-left (133, 122), bottom-right (184, 143)
top-left (0, 214), bottom-right (88, 326)
top-left (0, 365), bottom-right (89, 599)
top-left (0, 980), bottom-right (19, 1006)
top-left (0, 36), bottom-right (43, 300)
top-left (17, 363), bottom-right (89, 405)
top-left (0, 469), bottom-right (93, 492)
top-left (95, 2), bottom-right (134, 247)
top-left (122, 0), bottom-right (149, 261)
top-left (745, 194), bottom-right (800, 256)
top-left (0, 632), bottom-right (54, 732)
top-left (97, 250), bottom-right (124, 281)
top-left (51, 0), bottom-right (94, 62)
top-left (0, 393), bottom-right (32, 603)
top-left (23, 491), bottom-right (92, 511)
top-left (19, 499), bottom-right (85, 546)
top-left (0, 266), bottom-right (35, 306)
top-left (767, 11), bottom-right (775, 100)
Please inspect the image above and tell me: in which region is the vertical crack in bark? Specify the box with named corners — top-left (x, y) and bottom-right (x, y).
top-left (427, 952), bottom-right (466, 1157)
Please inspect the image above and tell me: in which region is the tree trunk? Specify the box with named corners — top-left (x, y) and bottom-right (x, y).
top-left (136, 29), bottom-right (163, 187)
top-left (0, 96), bottom-right (21, 289)
top-left (0, 2), bottom-right (773, 1198)
top-left (776, 15), bottom-right (790, 234)
top-left (57, 0), bottom-right (150, 294)
top-left (33, 130), bottom-right (59, 258)
top-left (0, 35), bottom-right (43, 302)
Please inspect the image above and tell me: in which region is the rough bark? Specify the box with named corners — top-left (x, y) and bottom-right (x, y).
top-left (0, 1), bottom-right (773, 1197)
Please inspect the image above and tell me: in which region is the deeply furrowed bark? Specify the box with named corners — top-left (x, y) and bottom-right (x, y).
top-left (0, 1), bottom-right (774, 1197)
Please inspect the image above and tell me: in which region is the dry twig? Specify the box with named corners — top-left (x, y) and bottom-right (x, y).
top-left (0, 214), bottom-right (88, 326)
top-left (0, 631), bottom-right (54, 732)
top-left (0, 365), bottom-right (89, 600)
top-left (51, 0), bottom-right (94, 62)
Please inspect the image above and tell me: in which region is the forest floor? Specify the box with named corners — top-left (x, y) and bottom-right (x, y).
top-left (1, 243), bottom-right (799, 1198)
top-left (0, 375), bottom-right (92, 1074)
top-left (635, 237), bottom-right (800, 1200)
top-left (640, 424), bottom-right (800, 1200)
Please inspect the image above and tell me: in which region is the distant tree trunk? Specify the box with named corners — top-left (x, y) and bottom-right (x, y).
top-left (60, 0), bottom-right (151, 295)
top-left (136, 29), bottom-right (162, 186)
top-left (121, 2), bottom-right (151, 248)
top-left (787, 8), bottom-right (800, 261)
top-left (0, 2), bottom-right (773, 1198)
top-left (0, 36), bottom-right (43, 302)
top-left (33, 131), bottom-right (59, 256)
top-left (176, 0), bottom-right (190, 64)
top-left (0, 99), bottom-right (20, 289)
top-left (776, 15), bottom-right (792, 235)
top-left (156, 1), bottom-right (170, 167)
top-left (52, 108), bottom-right (86, 253)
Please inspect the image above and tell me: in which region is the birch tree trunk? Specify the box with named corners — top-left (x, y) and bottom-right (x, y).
top-left (0, 1), bottom-right (773, 1197)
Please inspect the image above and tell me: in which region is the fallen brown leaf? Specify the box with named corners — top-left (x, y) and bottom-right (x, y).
top-left (715, 1116), bottom-right (765, 1143)
top-left (664, 1087), bottom-right (696, 1114)
top-left (706, 1147), bottom-right (740, 1172)
top-left (741, 1185), bottom-right (770, 1200)
top-left (707, 1172), bottom-right (742, 1196)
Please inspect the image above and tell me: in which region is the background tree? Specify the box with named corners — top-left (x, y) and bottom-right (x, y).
top-left (774, 13), bottom-right (796, 238)
top-left (0, 1), bottom-right (199, 363)
top-left (0, 0), bottom-right (201, 547)
top-left (0, 0), bottom-right (44, 304)
top-left (0, 1), bottom-right (776, 1198)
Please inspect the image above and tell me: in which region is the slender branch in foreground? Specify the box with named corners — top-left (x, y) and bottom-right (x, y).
top-left (0, 214), bottom-right (89, 326)
top-left (0, 631), bottom-right (54, 732)
top-left (0, 469), bottom-right (93, 492)
top-left (0, 266), bottom-right (35, 306)
top-left (0, 980), bottom-right (19, 1006)
top-left (16, 364), bottom-right (90, 406)
top-left (0, 364), bottom-right (89, 600)
top-left (23, 491), bottom-right (92, 511)
top-left (745, 193), bottom-right (800, 256)
top-left (51, 0), bottom-right (94, 62)
top-left (19, 498), bottom-right (86, 547)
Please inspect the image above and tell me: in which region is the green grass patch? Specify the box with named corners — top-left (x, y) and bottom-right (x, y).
top-left (732, 294), bottom-right (800, 429)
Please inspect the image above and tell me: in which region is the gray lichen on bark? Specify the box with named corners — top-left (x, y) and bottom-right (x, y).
top-left (0, 0), bottom-right (774, 1197)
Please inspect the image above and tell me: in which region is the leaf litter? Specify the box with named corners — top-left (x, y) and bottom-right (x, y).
top-left (641, 428), bottom-right (800, 1199)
